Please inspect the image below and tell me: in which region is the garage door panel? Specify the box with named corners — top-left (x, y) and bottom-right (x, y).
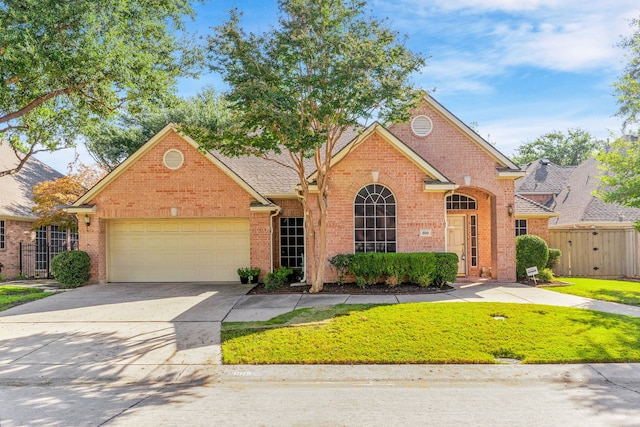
top-left (108, 219), bottom-right (250, 282)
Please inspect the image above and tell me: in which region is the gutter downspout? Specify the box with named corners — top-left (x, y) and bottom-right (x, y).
top-left (269, 206), bottom-right (282, 273)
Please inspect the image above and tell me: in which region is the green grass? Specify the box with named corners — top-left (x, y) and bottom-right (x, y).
top-left (0, 286), bottom-right (52, 311)
top-left (543, 278), bottom-right (640, 306)
top-left (222, 302), bottom-right (640, 364)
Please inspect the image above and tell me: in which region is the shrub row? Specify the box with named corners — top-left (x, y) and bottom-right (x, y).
top-left (329, 252), bottom-right (458, 288)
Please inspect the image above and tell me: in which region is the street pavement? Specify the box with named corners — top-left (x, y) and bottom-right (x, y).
top-left (0, 280), bottom-right (639, 426)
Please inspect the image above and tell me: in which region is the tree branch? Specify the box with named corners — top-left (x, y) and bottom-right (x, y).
top-left (0, 87), bottom-right (75, 125)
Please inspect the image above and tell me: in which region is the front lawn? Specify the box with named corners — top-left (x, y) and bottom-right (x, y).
top-left (222, 302), bottom-right (640, 364)
top-left (543, 278), bottom-right (640, 306)
top-left (0, 286), bottom-right (52, 312)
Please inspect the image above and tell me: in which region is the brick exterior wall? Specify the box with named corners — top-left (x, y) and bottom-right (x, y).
top-left (525, 217), bottom-right (551, 243)
top-left (0, 219), bottom-right (35, 279)
top-left (78, 130), bottom-right (271, 283)
top-left (386, 102), bottom-right (517, 281)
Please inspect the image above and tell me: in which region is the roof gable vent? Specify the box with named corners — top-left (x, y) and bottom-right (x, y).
top-left (411, 115), bottom-right (433, 137)
top-left (163, 149), bottom-right (184, 170)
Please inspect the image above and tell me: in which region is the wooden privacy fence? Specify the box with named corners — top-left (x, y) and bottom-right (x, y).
top-left (549, 228), bottom-right (640, 277)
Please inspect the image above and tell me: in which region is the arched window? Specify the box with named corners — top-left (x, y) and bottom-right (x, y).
top-left (354, 184), bottom-right (396, 253)
top-left (446, 194), bottom-right (477, 210)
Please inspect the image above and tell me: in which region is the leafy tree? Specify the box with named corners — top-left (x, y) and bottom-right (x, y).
top-left (511, 129), bottom-right (604, 166)
top-left (193, 0), bottom-right (425, 292)
top-left (595, 137), bottom-right (640, 230)
top-left (85, 88), bottom-right (231, 170)
top-left (614, 18), bottom-right (640, 132)
top-left (0, 0), bottom-right (199, 176)
top-left (596, 19), bottom-right (640, 230)
top-left (31, 164), bottom-right (106, 231)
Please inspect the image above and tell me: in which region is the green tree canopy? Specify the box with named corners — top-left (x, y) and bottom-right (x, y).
top-left (85, 88), bottom-right (231, 170)
top-left (511, 129), bottom-right (604, 166)
top-left (192, 0), bottom-right (425, 292)
top-left (596, 18), bottom-right (640, 230)
top-left (614, 18), bottom-right (640, 132)
top-left (0, 0), bottom-right (200, 176)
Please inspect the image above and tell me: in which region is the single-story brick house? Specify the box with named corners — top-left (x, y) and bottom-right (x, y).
top-left (70, 95), bottom-right (525, 284)
top-left (0, 142), bottom-right (77, 279)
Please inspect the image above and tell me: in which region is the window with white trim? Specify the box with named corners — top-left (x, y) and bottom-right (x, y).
top-left (515, 219), bottom-right (528, 236)
top-left (354, 184), bottom-right (397, 253)
top-left (0, 220), bottom-right (4, 250)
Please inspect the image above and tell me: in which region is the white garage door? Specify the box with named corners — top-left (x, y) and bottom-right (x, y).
top-left (108, 219), bottom-right (250, 282)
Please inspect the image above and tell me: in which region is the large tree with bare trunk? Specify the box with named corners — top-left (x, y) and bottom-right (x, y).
top-left (194, 0), bottom-right (424, 292)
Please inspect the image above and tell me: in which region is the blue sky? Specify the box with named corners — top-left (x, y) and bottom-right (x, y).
top-left (37, 0), bottom-right (640, 172)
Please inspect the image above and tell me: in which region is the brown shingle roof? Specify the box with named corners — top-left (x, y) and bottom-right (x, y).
top-left (515, 194), bottom-right (556, 216)
top-left (549, 157), bottom-right (640, 227)
top-left (209, 127), bottom-right (361, 195)
top-left (0, 142), bottom-right (63, 219)
top-left (515, 159), bottom-right (575, 195)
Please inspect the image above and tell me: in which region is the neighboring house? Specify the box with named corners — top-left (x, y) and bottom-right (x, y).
top-left (69, 95), bottom-right (525, 284)
top-left (516, 157), bottom-right (640, 277)
top-left (0, 143), bottom-right (77, 279)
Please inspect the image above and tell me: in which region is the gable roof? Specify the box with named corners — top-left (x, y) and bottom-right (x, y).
top-left (72, 124), bottom-right (273, 207)
top-left (549, 157), bottom-right (640, 228)
top-left (307, 122), bottom-right (454, 186)
top-left (515, 159), bottom-right (575, 195)
top-left (419, 95), bottom-right (522, 172)
top-left (0, 142), bottom-right (63, 220)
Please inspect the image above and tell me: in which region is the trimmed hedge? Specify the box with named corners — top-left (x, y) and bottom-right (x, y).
top-left (515, 234), bottom-right (549, 280)
top-left (329, 252), bottom-right (458, 288)
top-left (50, 250), bottom-right (91, 288)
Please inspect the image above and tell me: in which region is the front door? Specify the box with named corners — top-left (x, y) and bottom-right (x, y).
top-left (447, 215), bottom-right (467, 275)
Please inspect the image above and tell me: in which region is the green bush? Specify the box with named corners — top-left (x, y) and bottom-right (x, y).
top-left (536, 268), bottom-right (555, 283)
top-left (515, 235), bottom-right (549, 280)
top-left (264, 267), bottom-right (293, 291)
top-left (433, 253), bottom-right (459, 286)
top-left (546, 248), bottom-right (562, 270)
top-left (328, 252), bottom-right (458, 288)
top-left (50, 251), bottom-right (91, 288)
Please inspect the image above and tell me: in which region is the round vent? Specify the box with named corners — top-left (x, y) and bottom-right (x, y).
top-left (411, 115), bottom-right (433, 137)
top-left (163, 149), bottom-right (184, 170)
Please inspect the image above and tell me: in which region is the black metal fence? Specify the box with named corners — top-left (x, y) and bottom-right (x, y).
top-left (19, 241), bottom-right (78, 278)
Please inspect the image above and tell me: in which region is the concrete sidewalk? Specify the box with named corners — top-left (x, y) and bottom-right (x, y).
top-left (224, 280), bottom-right (640, 321)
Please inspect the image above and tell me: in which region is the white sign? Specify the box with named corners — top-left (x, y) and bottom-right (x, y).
top-left (420, 229), bottom-right (432, 237)
top-left (526, 266), bottom-right (539, 277)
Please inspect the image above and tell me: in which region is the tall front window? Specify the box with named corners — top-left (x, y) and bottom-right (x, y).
top-left (0, 220), bottom-right (5, 250)
top-left (280, 218), bottom-right (304, 269)
top-left (35, 226), bottom-right (48, 271)
top-left (354, 184), bottom-right (396, 253)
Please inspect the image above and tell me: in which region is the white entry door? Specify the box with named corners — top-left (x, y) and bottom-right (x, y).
top-left (447, 215), bottom-right (467, 275)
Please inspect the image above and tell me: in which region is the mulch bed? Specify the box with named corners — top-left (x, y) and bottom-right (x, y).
top-left (248, 282), bottom-right (455, 295)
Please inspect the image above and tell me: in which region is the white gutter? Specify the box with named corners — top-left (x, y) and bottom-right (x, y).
top-left (269, 206), bottom-right (282, 273)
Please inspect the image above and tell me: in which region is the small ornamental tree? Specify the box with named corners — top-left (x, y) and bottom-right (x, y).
top-left (515, 235), bottom-right (549, 280)
top-left (194, 0), bottom-right (425, 292)
top-left (31, 164), bottom-right (106, 240)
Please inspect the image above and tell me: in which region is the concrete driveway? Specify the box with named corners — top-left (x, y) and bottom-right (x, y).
top-left (0, 282), bottom-right (253, 384)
